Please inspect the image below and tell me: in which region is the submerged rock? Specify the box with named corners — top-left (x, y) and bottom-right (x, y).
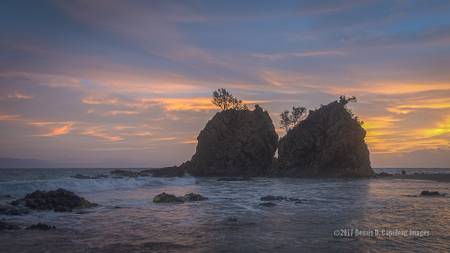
top-left (187, 105), bottom-right (278, 176)
top-left (182, 193), bottom-right (208, 201)
top-left (12, 188), bottom-right (98, 212)
top-left (420, 191), bottom-right (446, 197)
top-left (277, 101), bottom-right (373, 177)
top-left (260, 195), bottom-right (286, 201)
top-left (26, 223), bottom-right (56, 230)
top-left (153, 193), bottom-right (184, 203)
top-left (259, 202), bottom-right (277, 207)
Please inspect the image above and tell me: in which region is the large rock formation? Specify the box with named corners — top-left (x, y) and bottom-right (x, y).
top-left (277, 101), bottom-right (373, 177)
top-left (187, 105), bottom-right (278, 176)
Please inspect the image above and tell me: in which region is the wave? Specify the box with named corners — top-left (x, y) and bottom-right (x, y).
top-left (0, 176), bottom-right (197, 197)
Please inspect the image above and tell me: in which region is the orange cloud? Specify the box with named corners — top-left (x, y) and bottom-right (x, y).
top-left (82, 128), bottom-right (123, 142)
top-left (82, 97), bottom-right (119, 105)
top-left (103, 110), bottom-right (139, 116)
top-left (331, 82), bottom-right (450, 96)
top-left (387, 97), bottom-right (450, 114)
top-left (0, 114), bottom-right (21, 121)
top-left (150, 97), bottom-right (270, 111)
top-left (33, 122), bottom-right (74, 137)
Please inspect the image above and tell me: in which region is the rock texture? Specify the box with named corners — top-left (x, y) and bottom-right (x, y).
top-left (12, 188), bottom-right (98, 212)
top-left (187, 105), bottom-right (278, 176)
top-left (277, 101), bottom-right (373, 177)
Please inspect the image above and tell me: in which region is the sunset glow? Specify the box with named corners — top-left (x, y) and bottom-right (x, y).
top-left (1, 1), bottom-right (450, 168)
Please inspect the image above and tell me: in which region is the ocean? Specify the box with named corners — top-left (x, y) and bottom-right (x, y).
top-left (0, 168), bottom-right (449, 252)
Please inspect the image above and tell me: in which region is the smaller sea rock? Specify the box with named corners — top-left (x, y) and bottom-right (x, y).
top-left (182, 193), bottom-right (208, 201)
top-left (13, 188), bottom-right (97, 212)
top-left (260, 195), bottom-right (286, 201)
top-left (0, 220), bottom-right (20, 230)
top-left (420, 191), bottom-right (446, 197)
top-left (259, 202), bottom-right (277, 207)
top-left (26, 223), bottom-right (55, 230)
top-left (153, 193), bottom-right (184, 203)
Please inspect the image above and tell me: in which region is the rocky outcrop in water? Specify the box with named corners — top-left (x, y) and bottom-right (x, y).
top-left (420, 191), bottom-right (446, 197)
top-left (187, 105), bottom-right (278, 176)
top-left (277, 101), bottom-right (373, 177)
top-left (26, 223), bottom-right (56, 230)
top-left (153, 192), bottom-right (208, 203)
top-left (12, 188), bottom-right (98, 212)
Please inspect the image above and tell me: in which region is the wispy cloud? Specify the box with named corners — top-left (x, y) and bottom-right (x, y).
top-left (81, 127), bottom-right (124, 142)
top-left (0, 114), bottom-right (21, 121)
top-left (32, 122), bottom-right (74, 137)
top-left (252, 50), bottom-right (346, 61)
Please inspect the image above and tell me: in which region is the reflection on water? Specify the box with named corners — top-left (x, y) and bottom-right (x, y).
top-left (0, 169), bottom-right (449, 252)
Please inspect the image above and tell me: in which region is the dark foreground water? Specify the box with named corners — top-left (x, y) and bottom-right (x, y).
top-left (0, 168), bottom-right (449, 253)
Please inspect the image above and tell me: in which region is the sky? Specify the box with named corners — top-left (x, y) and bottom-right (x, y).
top-left (1, 0), bottom-right (450, 168)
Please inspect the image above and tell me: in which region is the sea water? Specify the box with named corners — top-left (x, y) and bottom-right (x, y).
top-left (0, 168), bottom-right (449, 252)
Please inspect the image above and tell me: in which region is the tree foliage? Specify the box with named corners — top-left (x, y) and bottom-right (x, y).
top-left (337, 95), bottom-right (363, 125)
top-left (338, 95), bottom-right (357, 105)
top-left (212, 88), bottom-right (248, 111)
top-left (280, 106), bottom-right (307, 132)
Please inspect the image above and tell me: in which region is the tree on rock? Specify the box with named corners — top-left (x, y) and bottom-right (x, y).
top-left (212, 88), bottom-right (248, 111)
top-left (280, 106), bottom-right (307, 132)
top-left (338, 95), bottom-right (357, 105)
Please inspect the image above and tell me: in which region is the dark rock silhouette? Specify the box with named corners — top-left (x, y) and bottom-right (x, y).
top-left (26, 223), bottom-right (56, 230)
top-left (187, 105), bottom-right (278, 176)
top-left (153, 192), bottom-right (208, 203)
top-left (260, 195), bottom-right (286, 201)
top-left (153, 193), bottom-right (184, 203)
top-left (12, 188), bottom-right (98, 212)
top-left (277, 101), bottom-right (373, 177)
top-left (420, 191), bottom-right (446, 197)
top-left (182, 193), bottom-right (208, 201)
